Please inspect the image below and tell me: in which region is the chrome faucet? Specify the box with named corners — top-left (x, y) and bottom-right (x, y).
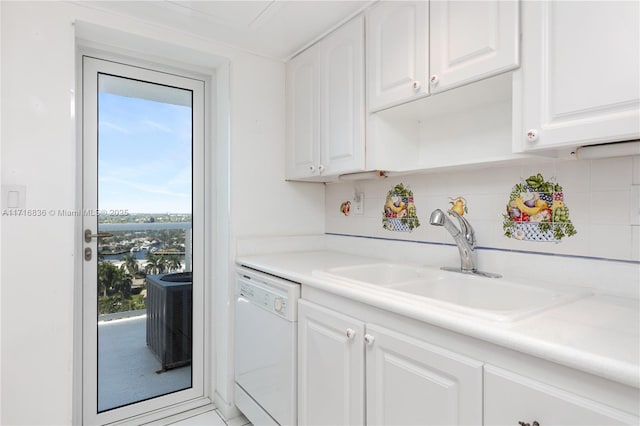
top-left (429, 209), bottom-right (501, 278)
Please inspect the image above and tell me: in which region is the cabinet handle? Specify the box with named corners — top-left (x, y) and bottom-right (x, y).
top-left (526, 129), bottom-right (539, 142)
top-left (430, 74), bottom-right (439, 85)
top-left (318, 164), bottom-right (325, 173)
top-left (346, 328), bottom-right (356, 339)
top-left (518, 421), bottom-right (540, 426)
top-left (364, 334), bottom-right (375, 345)
top-left (412, 80), bottom-right (421, 90)
top-left (308, 165), bottom-right (316, 173)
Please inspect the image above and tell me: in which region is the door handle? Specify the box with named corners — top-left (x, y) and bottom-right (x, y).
top-left (84, 229), bottom-right (113, 243)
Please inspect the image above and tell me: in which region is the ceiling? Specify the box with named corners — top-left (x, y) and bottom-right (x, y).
top-left (76, 1), bottom-right (373, 61)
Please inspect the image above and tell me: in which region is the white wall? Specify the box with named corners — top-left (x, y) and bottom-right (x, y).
top-left (0, 2), bottom-right (324, 425)
top-left (1, 3), bottom-right (77, 425)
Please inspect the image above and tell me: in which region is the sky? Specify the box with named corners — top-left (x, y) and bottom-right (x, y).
top-left (98, 91), bottom-right (192, 214)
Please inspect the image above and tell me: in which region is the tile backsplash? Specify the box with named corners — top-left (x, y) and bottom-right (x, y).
top-left (325, 156), bottom-right (640, 263)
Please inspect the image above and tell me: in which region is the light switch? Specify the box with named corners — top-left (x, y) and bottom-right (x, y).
top-left (354, 192), bottom-right (364, 215)
top-left (1, 185), bottom-right (26, 209)
top-left (7, 191), bottom-right (19, 208)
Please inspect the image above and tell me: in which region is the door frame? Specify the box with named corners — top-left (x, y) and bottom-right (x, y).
top-left (74, 34), bottom-right (229, 424)
top-left (81, 55), bottom-right (205, 425)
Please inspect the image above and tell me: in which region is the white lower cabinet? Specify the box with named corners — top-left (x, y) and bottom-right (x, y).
top-left (298, 295), bottom-right (639, 426)
top-left (298, 300), bottom-right (483, 425)
top-left (484, 365), bottom-right (639, 426)
top-left (365, 324), bottom-right (483, 426)
top-left (298, 300), bottom-right (365, 426)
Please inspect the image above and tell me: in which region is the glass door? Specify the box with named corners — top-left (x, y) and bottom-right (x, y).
top-left (82, 56), bottom-right (205, 424)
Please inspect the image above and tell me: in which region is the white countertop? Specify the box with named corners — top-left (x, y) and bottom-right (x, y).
top-left (237, 250), bottom-right (640, 389)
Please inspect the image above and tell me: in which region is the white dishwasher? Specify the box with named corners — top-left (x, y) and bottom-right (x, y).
top-left (234, 266), bottom-right (300, 426)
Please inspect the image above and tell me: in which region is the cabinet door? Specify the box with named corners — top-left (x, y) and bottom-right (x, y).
top-left (365, 324), bottom-right (483, 426)
top-left (319, 16), bottom-right (365, 176)
top-left (286, 44), bottom-right (320, 179)
top-left (430, 0), bottom-right (519, 94)
top-left (485, 365), bottom-right (639, 426)
top-left (298, 300), bottom-right (365, 426)
top-left (517, 1), bottom-right (640, 151)
top-left (367, 1), bottom-right (429, 112)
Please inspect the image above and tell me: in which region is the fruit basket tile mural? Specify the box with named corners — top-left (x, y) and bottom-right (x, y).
top-left (383, 183), bottom-right (420, 232)
top-left (503, 173), bottom-right (577, 242)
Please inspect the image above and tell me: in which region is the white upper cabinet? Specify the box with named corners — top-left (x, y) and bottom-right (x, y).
top-left (367, 2), bottom-right (429, 111)
top-left (286, 44), bottom-right (321, 179)
top-left (366, 0), bottom-right (519, 111)
top-left (516, 1), bottom-right (640, 152)
top-left (430, 0), bottom-right (519, 94)
top-left (286, 16), bottom-right (365, 180)
top-left (320, 15), bottom-right (366, 177)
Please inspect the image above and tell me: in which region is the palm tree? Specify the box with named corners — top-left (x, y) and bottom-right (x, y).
top-left (113, 269), bottom-right (133, 299)
top-left (120, 253), bottom-right (139, 276)
top-left (167, 254), bottom-right (182, 272)
top-left (144, 253), bottom-right (168, 275)
top-left (98, 262), bottom-right (133, 298)
top-left (98, 262), bottom-right (118, 297)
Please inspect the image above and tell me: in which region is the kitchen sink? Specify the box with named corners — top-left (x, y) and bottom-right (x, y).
top-left (313, 263), bottom-right (591, 322)
top-left (315, 263), bottom-right (433, 286)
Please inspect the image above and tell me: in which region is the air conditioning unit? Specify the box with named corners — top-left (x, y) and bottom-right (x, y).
top-left (146, 273), bottom-right (192, 371)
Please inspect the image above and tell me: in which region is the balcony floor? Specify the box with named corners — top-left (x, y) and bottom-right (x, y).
top-left (98, 314), bottom-right (191, 412)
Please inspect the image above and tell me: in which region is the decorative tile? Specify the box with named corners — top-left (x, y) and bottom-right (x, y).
top-left (448, 196), bottom-right (468, 216)
top-left (325, 158), bottom-right (638, 261)
top-left (503, 173), bottom-right (577, 242)
top-left (382, 183), bottom-right (420, 232)
top-left (340, 200), bottom-right (351, 216)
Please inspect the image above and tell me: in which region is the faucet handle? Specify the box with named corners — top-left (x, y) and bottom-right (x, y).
top-left (447, 210), bottom-right (475, 246)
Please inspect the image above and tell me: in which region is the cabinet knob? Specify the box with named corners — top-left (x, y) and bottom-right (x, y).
top-left (346, 328), bottom-right (356, 339)
top-left (518, 421), bottom-right (540, 426)
top-left (318, 164), bottom-right (325, 173)
top-left (430, 74), bottom-right (439, 85)
top-left (364, 334), bottom-right (375, 345)
top-left (526, 129), bottom-right (539, 142)
top-left (412, 80), bottom-right (421, 90)
top-left (308, 165), bottom-right (316, 172)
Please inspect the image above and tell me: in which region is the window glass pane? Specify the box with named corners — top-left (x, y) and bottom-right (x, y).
top-left (96, 73), bottom-right (193, 412)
